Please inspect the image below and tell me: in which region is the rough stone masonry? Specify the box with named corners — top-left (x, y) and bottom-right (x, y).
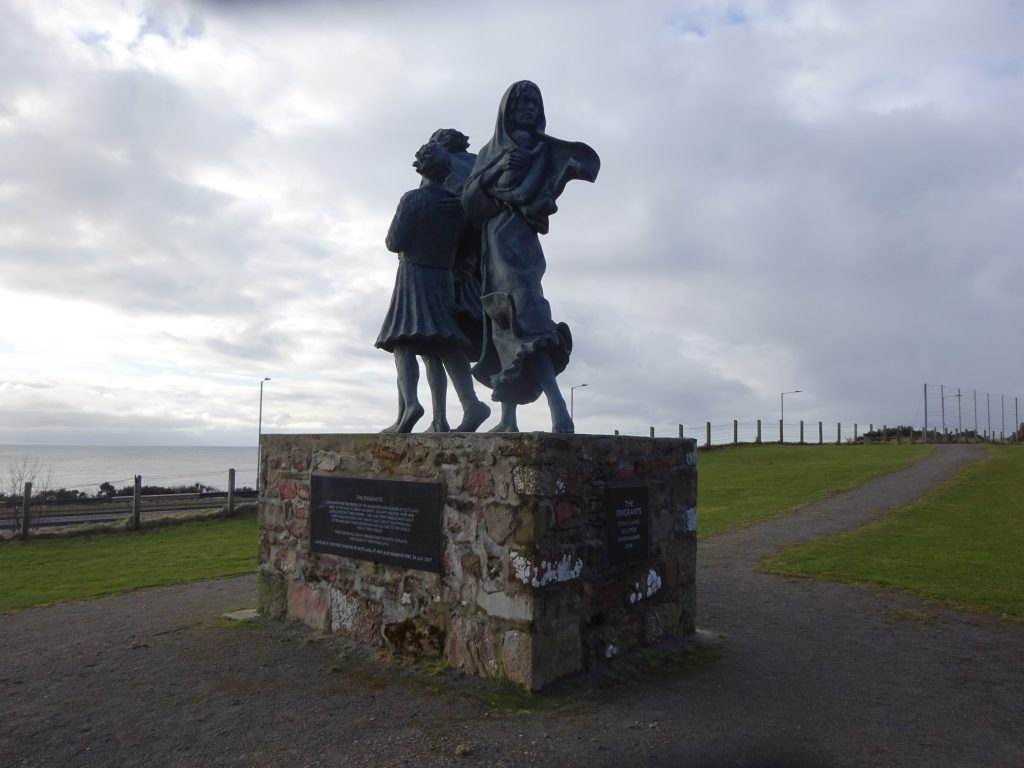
top-left (257, 432), bottom-right (697, 690)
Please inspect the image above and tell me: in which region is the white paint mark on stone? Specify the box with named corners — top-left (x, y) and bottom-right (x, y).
top-left (684, 507), bottom-right (697, 532)
top-left (510, 551), bottom-right (584, 588)
top-left (330, 588), bottom-right (357, 631)
top-left (646, 569), bottom-right (662, 596)
top-left (400, 592), bottom-right (412, 606)
top-left (511, 466), bottom-right (538, 495)
top-left (510, 552), bottom-right (533, 584)
top-left (605, 643), bottom-right (619, 659)
top-left (628, 569), bottom-right (663, 604)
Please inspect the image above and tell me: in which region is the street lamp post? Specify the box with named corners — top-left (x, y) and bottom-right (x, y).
top-left (780, 390), bottom-right (801, 443)
top-left (570, 383), bottom-right (588, 421)
top-left (257, 377), bottom-right (271, 492)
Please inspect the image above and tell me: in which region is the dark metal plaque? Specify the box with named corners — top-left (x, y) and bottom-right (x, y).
top-left (605, 484), bottom-right (649, 565)
top-left (310, 476), bottom-right (442, 573)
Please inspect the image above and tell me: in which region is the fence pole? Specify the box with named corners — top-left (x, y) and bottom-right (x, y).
top-left (132, 475), bottom-right (142, 530)
top-left (837, 423), bottom-right (841, 445)
top-left (20, 481), bottom-right (31, 541)
top-left (973, 390), bottom-right (978, 440)
top-left (614, 429), bottom-right (619, 436)
top-left (779, 419), bottom-right (784, 444)
top-left (756, 419), bottom-right (761, 444)
top-left (854, 423), bottom-right (858, 442)
top-left (733, 420), bottom-right (738, 445)
top-left (940, 384), bottom-right (946, 435)
top-left (228, 468), bottom-right (236, 515)
top-left (649, 426), bottom-right (655, 438)
top-left (923, 383), bottom-right (928, 444)
top-left (987, 392), bottom-right (991, 439)
top-left (678, 424), bottom-right (684, 438)
top-left (705, 422), bottom-right (711, 449)
top-left (818, 421), bottom-right (823, 445)
top-left (799, 420), bottom-right (805, 445)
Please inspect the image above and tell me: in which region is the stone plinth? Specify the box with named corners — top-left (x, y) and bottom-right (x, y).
top-left (257, 432), bottom-right (697, 690)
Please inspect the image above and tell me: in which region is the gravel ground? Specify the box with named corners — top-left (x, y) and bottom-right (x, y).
top-left (2, 444), bottom-right (1021, 767)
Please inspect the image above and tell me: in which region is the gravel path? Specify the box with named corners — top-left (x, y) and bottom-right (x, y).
top-left (2, 444), bottom-right (1021, 767)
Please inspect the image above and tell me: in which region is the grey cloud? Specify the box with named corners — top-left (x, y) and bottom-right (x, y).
top-left (2, 1), bottom-right (1023, 442)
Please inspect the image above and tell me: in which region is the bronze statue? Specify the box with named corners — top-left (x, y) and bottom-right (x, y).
top-left (461, 81), bottom-right (600, 433)
top-left (375, 142), bottom-right (491, 433)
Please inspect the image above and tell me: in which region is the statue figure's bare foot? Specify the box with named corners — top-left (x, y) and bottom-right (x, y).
top-left (455, 401), bottom-right (491, 432)
top-left (426, 415), bottom-right (450, 433)
top-left (380, 418), bottom-right (401, 434)
top-left (551, 405), bottom-right (574, 434)
top-left (394, 403), bottom-right (425, 433)
top-left (488, 417), bottom-right (519, 433)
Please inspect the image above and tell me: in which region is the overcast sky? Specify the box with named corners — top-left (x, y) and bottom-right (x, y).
top-left (1, 0), bottom-right (1022, 445)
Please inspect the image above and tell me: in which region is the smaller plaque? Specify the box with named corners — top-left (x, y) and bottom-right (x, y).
top-left (605, 484), bottom-right (649, 565)
top-left (310, 476), bottom-right (442, 573)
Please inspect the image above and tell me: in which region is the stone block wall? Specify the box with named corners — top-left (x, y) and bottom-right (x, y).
top-left (257, 432), bottom-right (697, 690)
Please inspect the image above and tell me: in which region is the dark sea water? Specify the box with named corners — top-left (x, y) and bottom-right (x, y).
top-left (0, 445), bottom-right (258, 493)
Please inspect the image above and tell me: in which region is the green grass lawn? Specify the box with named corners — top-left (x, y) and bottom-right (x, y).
top-left (0, 513), bottom-right (257, 613)
top-left (764, 446), bottom-right (1024, 620)
top-left (698, 444), bottom-right (933, 538)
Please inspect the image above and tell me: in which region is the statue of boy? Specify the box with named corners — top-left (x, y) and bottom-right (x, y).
top-left (375, 141), bottom-right (491, 433)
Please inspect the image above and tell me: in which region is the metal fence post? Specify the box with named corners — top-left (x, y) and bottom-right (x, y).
top-left (678, 424), bottom-right (684, 438)
top-left (779, 419), bottom-right (784, 444)
top-left (227, 468), bottom-right (236, 515)
top-left (799, 420), bottom-right (805, 445)
top-left (837, 422), bottom-right (841, 445)
top-left (756, 419), bottom-right (761, 444)
top-left (705, 422), bottom-right (711, 449)
top-left (649, 426), bottom-right (655, 438)
top-left (20, 481), bottom-right (31, 541)
top-left (923, 383), bottom-right (928, 444)
top-left (733, 420), bottom-right (738, 445)
top-left (818, 421), bottom-right (823, 445)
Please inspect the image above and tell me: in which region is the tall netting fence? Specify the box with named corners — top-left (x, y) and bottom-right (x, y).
top-left (923, 384), bottom-right (1023, 443)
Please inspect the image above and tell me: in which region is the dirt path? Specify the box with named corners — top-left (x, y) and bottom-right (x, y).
top-left (2, 444), bottom-right (1021, 767)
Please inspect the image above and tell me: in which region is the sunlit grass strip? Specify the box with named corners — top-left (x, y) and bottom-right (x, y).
top-left (0, 513), bottom-right (256, 613)
top-left (763, 447), bottom-right (1024, 620)
top-left (698, 444), bottom-right (933, 539)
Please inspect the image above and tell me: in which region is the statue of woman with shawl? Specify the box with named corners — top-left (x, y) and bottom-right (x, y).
top-left (462, 81), bottom-right (600, 433)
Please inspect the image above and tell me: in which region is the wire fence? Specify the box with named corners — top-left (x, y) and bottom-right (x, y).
top-left (610, 419), bottom-right (902, 446)
top-left (923, 384), bottom-right (1023, 442)
top-left (1, 468), bottom-right (255, 539)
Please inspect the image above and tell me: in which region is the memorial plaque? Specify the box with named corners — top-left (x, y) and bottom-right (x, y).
top-left (310, 475), bottom-right (442, 573)
top-left (605, 484), bottom-right (649, 565)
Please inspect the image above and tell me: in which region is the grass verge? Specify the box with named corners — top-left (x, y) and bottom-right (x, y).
top-left (763, 446), bottom-right (1024, 621)
top-left (0, 512), bottom-right (257, 613)
top-left (698, 444), bottom-right (933, 538)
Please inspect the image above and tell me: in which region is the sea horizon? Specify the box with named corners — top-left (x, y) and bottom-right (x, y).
top-left (0, 444), bottom-right (259, 494)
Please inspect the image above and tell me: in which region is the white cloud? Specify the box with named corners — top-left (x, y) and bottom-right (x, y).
top-left (1, 0), bottom-right (1022, 445)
